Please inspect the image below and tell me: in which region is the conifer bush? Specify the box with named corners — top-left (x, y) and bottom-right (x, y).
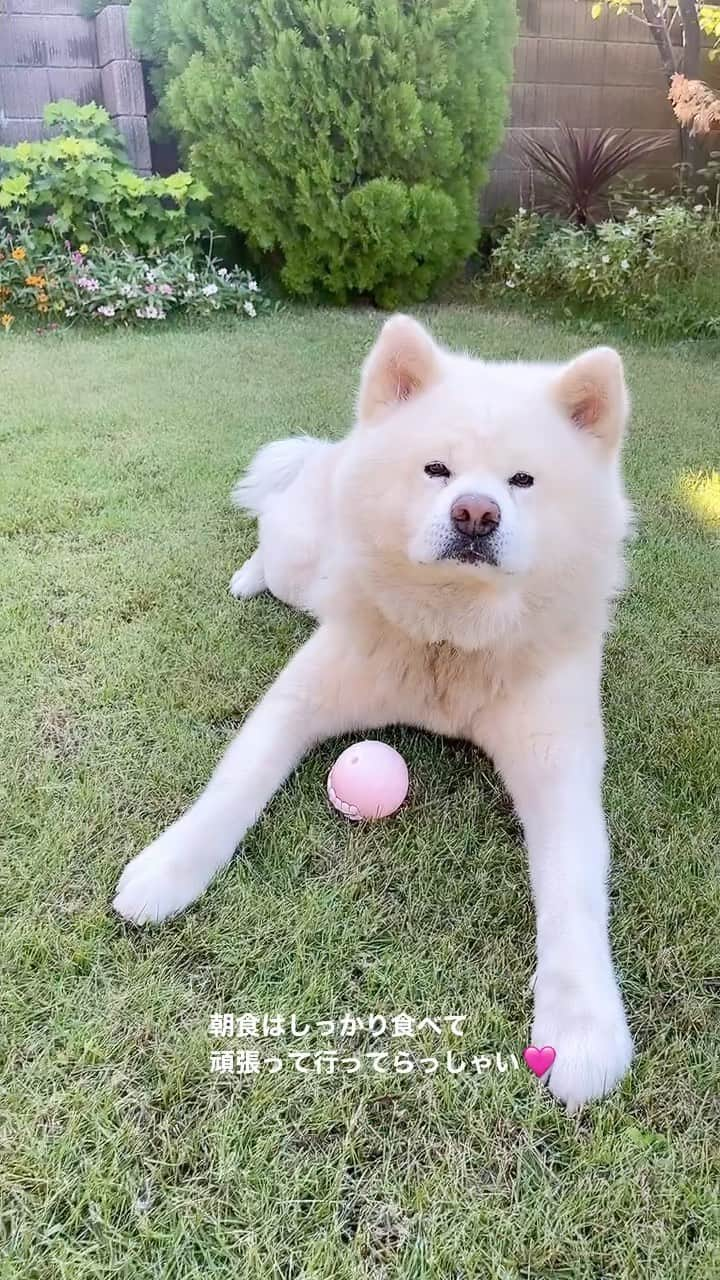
top-left (130, 0), bottom-right (516, 305)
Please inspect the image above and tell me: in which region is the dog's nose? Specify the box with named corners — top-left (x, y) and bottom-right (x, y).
top-left (450, 493), bottom-right (501, 538)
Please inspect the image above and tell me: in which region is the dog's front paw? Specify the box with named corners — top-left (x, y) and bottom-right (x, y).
top-left (229, 556), bottom-right (264, 599)
top-left (531, 976), bottom-right (633, 1112)
top-left (113, 827), bottom-right (212, 925)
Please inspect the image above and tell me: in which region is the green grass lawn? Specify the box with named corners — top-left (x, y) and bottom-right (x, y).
top-left (1, 309), bottom-right (718, 1279)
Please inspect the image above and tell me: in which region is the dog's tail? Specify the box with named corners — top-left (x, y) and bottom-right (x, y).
top-left (231, 436), bottom-right (325, 516)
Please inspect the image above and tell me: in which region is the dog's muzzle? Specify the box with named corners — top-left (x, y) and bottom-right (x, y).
top-left (441, 492), bottom-right (501, 566)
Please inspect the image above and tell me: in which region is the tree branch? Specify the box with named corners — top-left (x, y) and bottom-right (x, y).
top-left (676, 0), bottom-right (702, 78)
top-left (641, 0), bottom-right (679, 80)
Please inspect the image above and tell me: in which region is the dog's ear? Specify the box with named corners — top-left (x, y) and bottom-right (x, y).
top-left (357, 315), bottom-right (442, 425)
top-left (553, 347), bottom-right (628, 451)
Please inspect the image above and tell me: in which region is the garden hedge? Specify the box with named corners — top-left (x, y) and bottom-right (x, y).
top-left (130, 0), bottom-right (516, 305)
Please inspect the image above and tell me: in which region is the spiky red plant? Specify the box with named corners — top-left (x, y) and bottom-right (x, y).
top-left (520, 124), bottom-right (671, 225)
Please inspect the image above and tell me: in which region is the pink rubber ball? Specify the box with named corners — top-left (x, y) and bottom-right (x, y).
top-left (327, 740), bottom-right (409, 821)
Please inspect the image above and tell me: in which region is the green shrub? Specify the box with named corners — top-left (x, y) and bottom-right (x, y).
top-left (129, 0), bottom-right (516, 306)
top-left (0, 101), bottom-right (211, 255)
top-left (0, 224), bottom-right (270, 332)
top-left (490, 204), bottom-right (720, 338)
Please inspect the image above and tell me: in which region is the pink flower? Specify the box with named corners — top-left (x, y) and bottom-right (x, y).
top-left (159, 283), bottom-right (172, 295)
top-left (145, 283), bottom-right (157, 294)
top-left (77, 276), bottom-right (99, 292)
top-left (71, 251), bottom-right (84, 266)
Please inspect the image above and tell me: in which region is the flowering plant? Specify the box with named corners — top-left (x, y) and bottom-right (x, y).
top-left (0, 226), bottom-right (270, 333)
top-left (0, 103), bottom-right (211, 255)
top-left (490, 202), bottom-right (720, 337)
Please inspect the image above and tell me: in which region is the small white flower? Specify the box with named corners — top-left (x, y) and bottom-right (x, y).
top-left (620, 258), bottom-right (630, 270)
top-left (217, 267), bottom-right (228, 278)
top-left (202, 283), bottom-right (218, 296)
top-left (187, 272), bottom-right (196, 283)
top-left (627, 207), bottom-right (638, 218)
top-left (135, 304), bottom-right (166, 320)
top-left (505, 279), bottom-right (516, 288)
top-left (247, 278), bottom-right (259, 293)
top-left (601, 254), bottom-right (610, 264)
top-left (693, 203), bottom-right (703, 212)
top-left (243, 300), bottom-right (257, 317)
top-left (145, 271), bottom-right (156, 283)
top-left (518, 206), bottom-right (526, 216)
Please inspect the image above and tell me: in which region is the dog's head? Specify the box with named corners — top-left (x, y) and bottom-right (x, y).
top-left (336, 316), bottom-right (630, 600)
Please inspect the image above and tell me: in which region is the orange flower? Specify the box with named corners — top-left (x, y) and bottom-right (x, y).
top-left (0, 312), bottom-right (14, 330)
top-left (25, 274), bottom-right (46, 288)
top-left (11, 247), bottom-right (26, 262)
top-left (0, 285), bottom-right (10, 301)
top-left (37, 291), bottom-right (49, 303)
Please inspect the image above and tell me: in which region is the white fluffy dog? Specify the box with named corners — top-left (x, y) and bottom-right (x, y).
top-left (114, 315), bottom-right (635, 1110)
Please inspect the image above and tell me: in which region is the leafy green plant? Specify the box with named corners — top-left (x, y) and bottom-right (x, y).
top-left (129, 0), bottom-right (517, 306)
top-left (0, 102), bottom-right (211, 255)
top-left (696, 149), bottom-right (720, 200)
top-left (608, 174), bottom-right (680, 218)
top-left (43, 99), bottom-right (128, 161)
top-left (0, 224), bottom-right (270, 332)
top-left (475, 206), bottom-right (517, 268)
top-left (489, 204), bottom-right (720, 338)
top-left (520, 125), bottom-right (671, 226)
top-left (609, 149), bottom-right (720, 217)
top-left (701, 3), bottom-right (720, 58)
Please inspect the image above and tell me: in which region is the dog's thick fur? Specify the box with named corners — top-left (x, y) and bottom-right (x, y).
top-left (114, 316), bottom-right (635, 1110)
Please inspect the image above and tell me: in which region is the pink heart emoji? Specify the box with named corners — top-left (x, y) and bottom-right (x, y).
top-left (523, 1045), bottom-right (556, 1077)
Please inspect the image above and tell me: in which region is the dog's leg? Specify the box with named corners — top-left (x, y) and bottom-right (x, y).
top-left (113, 625), bottom-right (389, 925)
top-left (229, 549), bottom-right (265, 599)
top-left (480, 655), bottom-right (633, 1111)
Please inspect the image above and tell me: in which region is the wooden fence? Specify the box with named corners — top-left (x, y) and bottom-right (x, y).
top-left (485, 0), bottom-right (720, 211)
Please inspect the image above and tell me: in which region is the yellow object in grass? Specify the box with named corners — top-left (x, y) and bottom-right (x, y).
top-left (679, 470), bottom-right (720, 527)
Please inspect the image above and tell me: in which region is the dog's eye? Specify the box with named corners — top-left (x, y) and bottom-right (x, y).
top-left (509, 472), bottom-right (534, 488)
top-left (424, 461), bottom-right (451, 479)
